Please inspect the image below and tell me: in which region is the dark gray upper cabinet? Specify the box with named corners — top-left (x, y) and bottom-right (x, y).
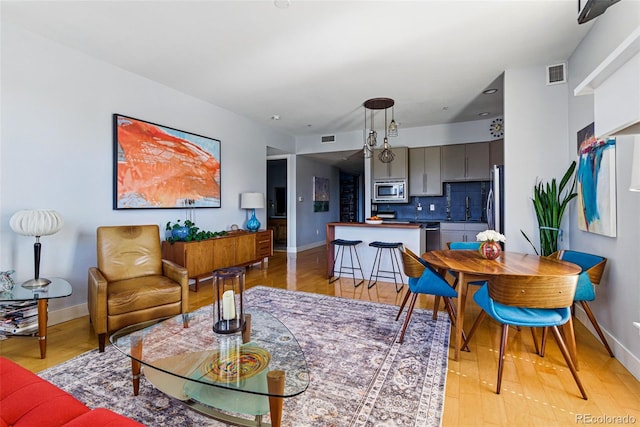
top-left (409, 146), bottom-right (442, 196)
top-left (372, 146), bottom-right (408, 180)
top-left (441, 142), bottom-right (490, 181)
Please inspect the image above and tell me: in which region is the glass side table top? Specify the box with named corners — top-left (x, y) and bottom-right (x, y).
top-left (0, 277), bottom-right (72, 301)
top-left (110, 308), bottom-right (309, 400)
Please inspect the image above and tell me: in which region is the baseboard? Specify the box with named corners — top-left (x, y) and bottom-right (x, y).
top-left (49, 303), bottom-right (88, 326)
top-left (293, 240), bottom-right (325, 253)
top-left (574, 306), bottom-right (640, 381)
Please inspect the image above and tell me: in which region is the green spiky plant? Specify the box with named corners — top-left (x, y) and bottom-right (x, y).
top-left (521, 161), bottom-right (577, 256)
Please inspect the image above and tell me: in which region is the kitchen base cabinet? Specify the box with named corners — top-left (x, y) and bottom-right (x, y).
top-left (162, 230), bottom-right (273, 291)
top-left (439, 222), bottom-right (488, 249)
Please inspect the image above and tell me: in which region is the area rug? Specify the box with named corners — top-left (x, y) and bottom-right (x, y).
top-left (39, 286), bottom-right (450, 426)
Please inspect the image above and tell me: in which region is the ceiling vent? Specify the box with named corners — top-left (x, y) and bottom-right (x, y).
top-left (321, 135), bottom-right (336, 144)
top-left (546, 63), bottom-right (567, 85)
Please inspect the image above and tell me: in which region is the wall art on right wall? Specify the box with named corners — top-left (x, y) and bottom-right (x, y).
top-left (576, 122), bottom-right (617, 237)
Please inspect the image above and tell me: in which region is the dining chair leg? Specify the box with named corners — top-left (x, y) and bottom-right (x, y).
top-left (580, 301), bottom-right (615, 357)
top-left (550, 325), bottom-right (588, 400)
top-left (530, 328), bottom-right (540, 355)
top-left (432, 296), bottom-right (441, 320)
top-left (397, 293), bottom-right (419, 343)
top-left (395, 290), bottom-right (412, 321)
top-left (496, 324), bottom-right (509, 394)
top-left (462, 310), bottom-right (487, 350)
top-left (540, 326), bottom-right (549, 357)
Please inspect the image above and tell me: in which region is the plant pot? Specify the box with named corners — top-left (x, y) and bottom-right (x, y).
top-left (171, 226), bottom-right (190, 241)
top-left (479, 241), bottom-right (501, 260)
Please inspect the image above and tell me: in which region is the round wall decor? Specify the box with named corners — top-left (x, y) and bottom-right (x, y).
top-left (490, 118), bottom-right (504, 138)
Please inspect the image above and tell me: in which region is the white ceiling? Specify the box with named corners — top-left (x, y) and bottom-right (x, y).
top-left (2, 0), bottom-right (595, 142)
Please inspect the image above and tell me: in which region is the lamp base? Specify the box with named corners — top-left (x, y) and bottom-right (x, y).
top-left (246, 209), bottom-right (261, 232)
top-left (21, 277), bottom-right (51, 288)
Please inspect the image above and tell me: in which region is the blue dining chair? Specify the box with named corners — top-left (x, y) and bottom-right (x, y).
top-left (396, 245), bottom-right (467, 346)
top-left (436, 241), bottom-right (487, 319)
top-left (544, 250), bottom-right (613, 357)
top-left (462, 273), bottom-right (587, 399)
top-left (446, 241), bottom-right (487, 287)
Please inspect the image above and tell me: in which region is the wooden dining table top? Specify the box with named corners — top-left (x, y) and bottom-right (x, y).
top-left (421, 250), bottom-right (582, 277)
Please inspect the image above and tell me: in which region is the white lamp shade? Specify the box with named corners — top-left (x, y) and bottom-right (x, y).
top-left (240, 192), bottom-right (265, 209)
top-left (631, 139), bottom-right (640, 191)
top-left (10, 210), bottom-right (64, 236)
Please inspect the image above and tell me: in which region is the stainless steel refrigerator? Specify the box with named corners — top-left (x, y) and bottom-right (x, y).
top-left (486, 165), bottom-right (504, 235)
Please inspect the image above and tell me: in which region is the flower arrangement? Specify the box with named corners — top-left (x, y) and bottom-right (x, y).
top-left (476, 230), bottom-right (506, 243)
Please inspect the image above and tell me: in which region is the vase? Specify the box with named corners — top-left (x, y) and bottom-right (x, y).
top-left (479, 241), bottom-right (501, 260)
top-left (171, 226), bottom-right (190, 241)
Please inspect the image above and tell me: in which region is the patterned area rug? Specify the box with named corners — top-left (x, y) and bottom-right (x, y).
top-left (39, 286), bottom-right (450, 426)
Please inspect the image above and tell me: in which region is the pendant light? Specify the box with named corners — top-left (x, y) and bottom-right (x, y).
top-left (363, 97), bottom-right (397, 163)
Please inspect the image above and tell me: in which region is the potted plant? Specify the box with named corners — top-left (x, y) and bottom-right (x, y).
top-left (165, 220), bottom-right (228, 243)
top-left (521, 161), bottom-right (577, 256)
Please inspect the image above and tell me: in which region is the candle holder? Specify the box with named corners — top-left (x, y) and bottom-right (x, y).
top-left (212, 267), bottom-right (245, 334)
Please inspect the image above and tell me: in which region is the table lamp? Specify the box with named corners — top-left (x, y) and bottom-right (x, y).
top-left (240, 192), bottom-right (264, 232)
top-left (9, 209), bottom-right (64, 288)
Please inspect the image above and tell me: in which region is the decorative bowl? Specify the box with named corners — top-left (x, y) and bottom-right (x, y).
top-left (365, 219), bottom-right (383, 225)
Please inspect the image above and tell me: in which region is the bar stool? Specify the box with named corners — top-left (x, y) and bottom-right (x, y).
top-left (329, 239), bottom-right (364, 287)
top-left (367, 241), bottom-right (405, 292)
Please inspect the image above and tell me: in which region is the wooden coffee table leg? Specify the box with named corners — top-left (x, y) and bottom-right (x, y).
top-left (267, 370), bottom-right (285, 427)
top-left (37, 299), bottom-right (48, 359)
top-left (131, 336), bottom-right (143, 396)
top-left (242, 313), bottom-right (252, 344)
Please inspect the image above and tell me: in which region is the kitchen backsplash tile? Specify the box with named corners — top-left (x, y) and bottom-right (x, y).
top-left (373, 181), bottom-right (489, 222)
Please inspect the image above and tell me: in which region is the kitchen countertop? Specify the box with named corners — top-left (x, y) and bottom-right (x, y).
top-left (326, 221), bottom-right (421, 229)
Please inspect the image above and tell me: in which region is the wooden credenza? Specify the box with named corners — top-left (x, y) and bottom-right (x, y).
top-left (161, 229), bottom-right (273, 290)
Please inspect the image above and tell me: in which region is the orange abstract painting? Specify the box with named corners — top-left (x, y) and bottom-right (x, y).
top-left (113, 114), bottom-right (221, 209)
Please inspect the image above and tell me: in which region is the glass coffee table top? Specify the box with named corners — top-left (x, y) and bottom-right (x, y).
top-left (0, 277), bottom-right (72, 301)
top-left (110, 308), bottom-right (309, 424)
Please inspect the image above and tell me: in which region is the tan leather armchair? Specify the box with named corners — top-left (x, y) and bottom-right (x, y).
top-left (88, 225), bottom-right (189, 352)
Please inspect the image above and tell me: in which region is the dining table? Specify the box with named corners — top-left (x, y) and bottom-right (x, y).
top-left (421, 250), bottom-right (582, 362)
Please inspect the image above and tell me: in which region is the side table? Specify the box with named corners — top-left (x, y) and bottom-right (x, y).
top-left (0, 277), bottom-right (72, 358)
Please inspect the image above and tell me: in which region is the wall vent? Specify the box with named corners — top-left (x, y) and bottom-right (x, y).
top-left (546, 63), bottom-right (567, 85)
top-left (321, 135), bottom-right (336, 144)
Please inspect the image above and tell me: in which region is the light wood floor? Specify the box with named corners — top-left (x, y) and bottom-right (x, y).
top-left (2, 246), bottom-right (639, 426)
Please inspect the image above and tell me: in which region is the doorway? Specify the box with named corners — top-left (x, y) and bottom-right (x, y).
top-left (267, 158), bottom-right (287, 251)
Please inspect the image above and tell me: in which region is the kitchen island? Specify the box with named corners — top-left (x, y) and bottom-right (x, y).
top-left (325, 222), bottom-right (425, 281)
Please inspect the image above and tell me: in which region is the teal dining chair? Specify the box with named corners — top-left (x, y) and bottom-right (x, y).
top-left (436, 241), bottom-right (487, 319)
top-left (396, 245), bottom-right (467, 346)
top-left (544, 250), bottom-right (613, 357)
top-left (462, 274), bottom-right (587, 399)
top-left (446, 241), bottom-right (486, 287)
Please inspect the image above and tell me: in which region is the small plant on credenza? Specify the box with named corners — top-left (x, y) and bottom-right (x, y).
top-left (165, 220), bottom-right (227, 244)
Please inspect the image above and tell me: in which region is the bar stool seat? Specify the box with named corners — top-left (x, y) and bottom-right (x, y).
top-left (329, 239), bottom-right (364, 287)
top-left (368, 241), bottom-right (404, 292)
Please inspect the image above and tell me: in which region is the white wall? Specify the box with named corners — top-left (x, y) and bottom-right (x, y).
top-left (502, 66), bottom-right (571, 254)
top-left (0, 23), bottom-right (295, 319)
top-left (567, 2), bottom-right (640, 378)
top-left (294, 155), bottom-right (340, 250)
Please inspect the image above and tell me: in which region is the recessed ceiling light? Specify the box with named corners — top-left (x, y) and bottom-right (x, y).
top-left (479, 112), bottom-right (490, 116)
top-left (442, 106), bottom-right (449, 110)
top-left (271, 115), bottom-right (280, 120)
top-left (483, 88), bottom-right (498, 95)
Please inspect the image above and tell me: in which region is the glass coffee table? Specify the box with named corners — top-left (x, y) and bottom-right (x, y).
top-left (110, 309), bottom-right (309, 427)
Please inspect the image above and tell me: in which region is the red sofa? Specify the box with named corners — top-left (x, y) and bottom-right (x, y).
top-left (0, 357), bottom-right (144, 426)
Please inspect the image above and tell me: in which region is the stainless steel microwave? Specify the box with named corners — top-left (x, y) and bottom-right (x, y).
top-left (373, 180), bottom-right (408, 203)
